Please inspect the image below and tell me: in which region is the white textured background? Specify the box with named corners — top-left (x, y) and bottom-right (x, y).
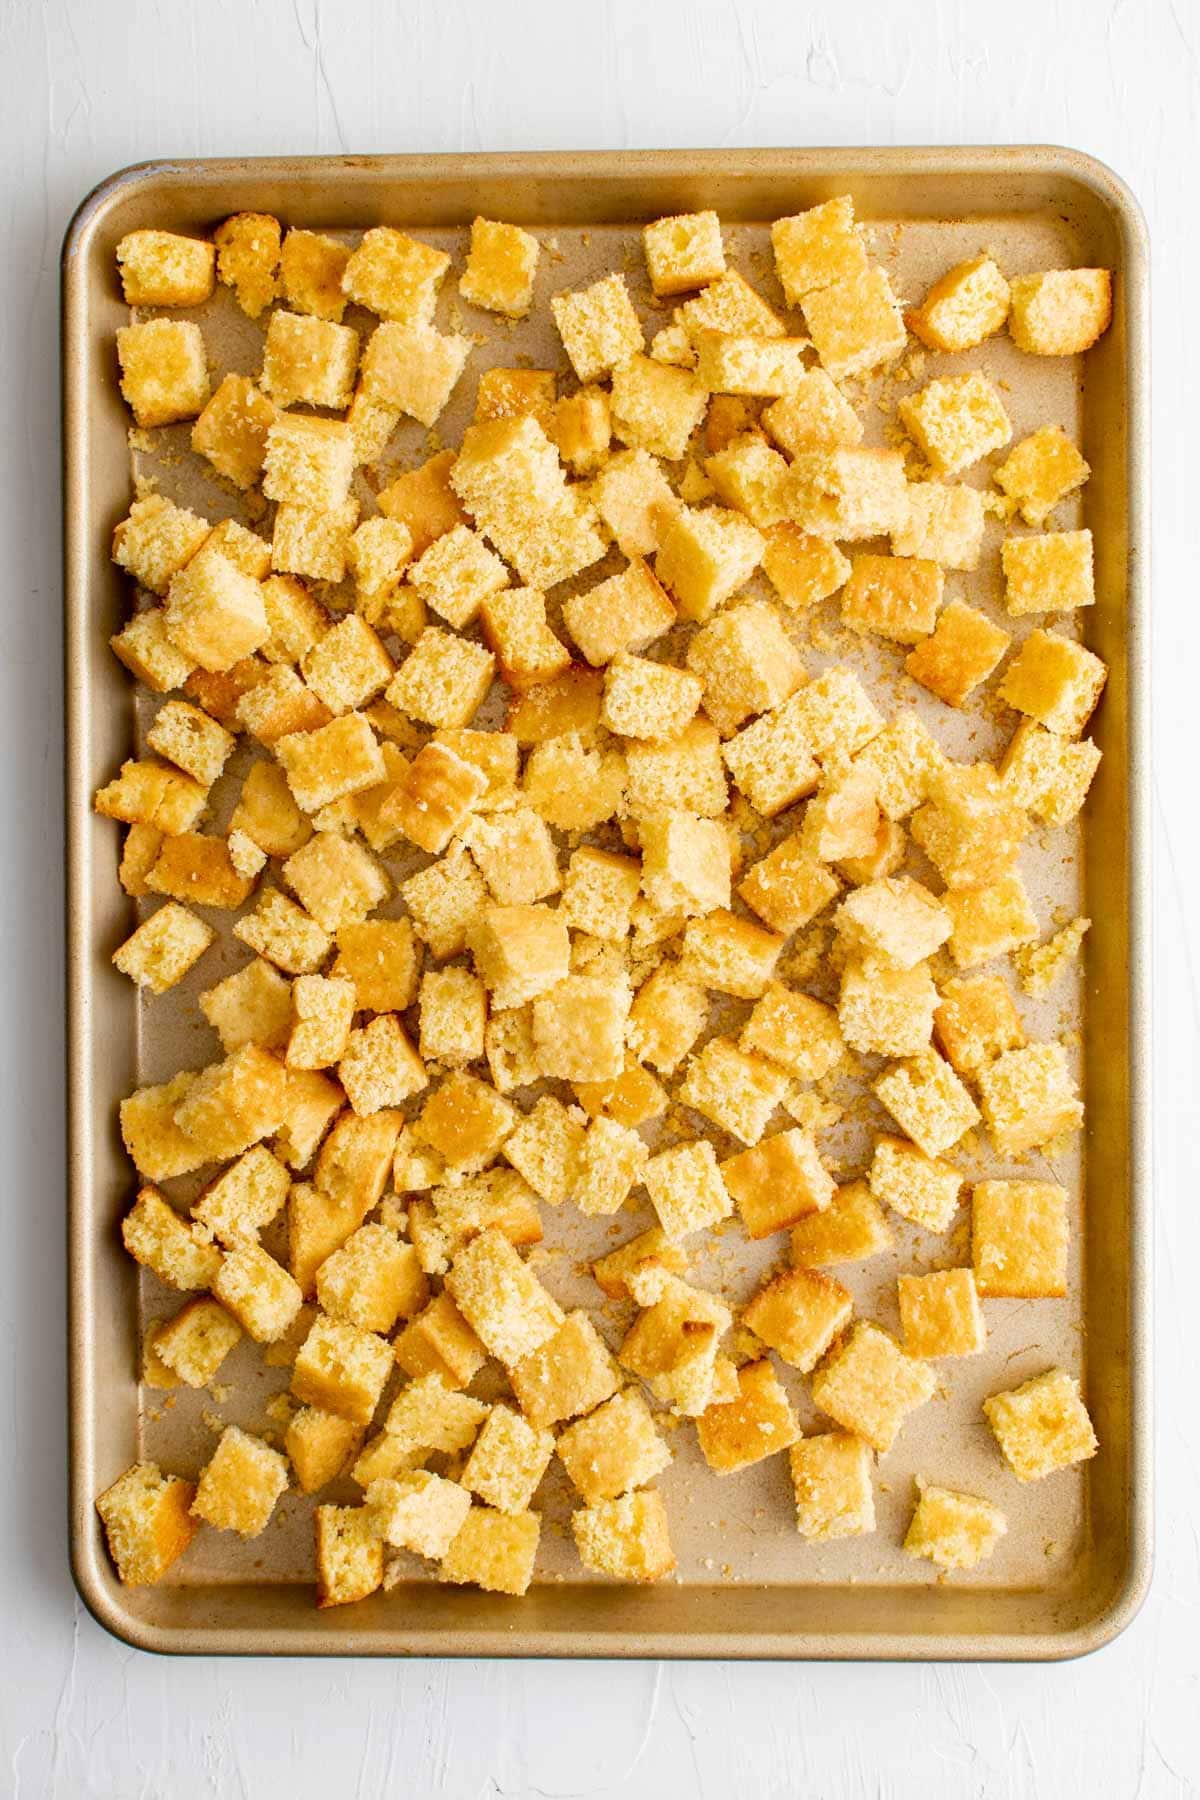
top-left (2, 1), bottom-right (1195, 1795)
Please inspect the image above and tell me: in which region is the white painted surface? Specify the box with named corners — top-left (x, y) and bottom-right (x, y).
top-left (0, 0), bottom-right (1194, 1793)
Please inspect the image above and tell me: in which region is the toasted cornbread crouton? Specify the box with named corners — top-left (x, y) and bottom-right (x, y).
top-left (998, 628), bottom-right (1107, 738)
top-left (145, 699), bottom-right (235, 791)
top-left (765, 383), bottom-right (863, 476)
top-left (479, 587), bottom-right (571, 692)
top-left (561, 847), bottom-right (641, 944)
top-left (470, 904), bottom-right (570, 1011)
top-left (905, 1483), bottom-right (1007, 1570)
top-left (228, 758), bottom-right (311, 855)
top-left (262, 309), bottom-right (359, 410)
top-left (590, 450), bottom-right (680, 560)
top-left (118, 227), bottom-right (215, 306)
top-left (375, 457), bottom-right (462, 563)
top-left (791, 1180), bottom-right (892, 1268)
top-left (284, 832), bottom-right (389, 932)
top-left (163, 548), bottom-right (268, 674)
top-left (627, 966), bottom-right (708, 1075)
top-left (96, 1462), bottom-right (198, 1585)
top-left (609, 353), bottom-right (708, 461)
top-left (328, 919), bottom-right (418, 1018)
top-left (869, 1133), bottom-right (962, 1233)
top-left (556, 1389), bottom-right (670, 1504)
top-left (790, 1431), bottom-right (875, 1540)
top-left (625, 716), bottom-right (727, 817)
top-left (686, 600), bottom-right (805, 739)
top-left (110, 608), bottom-right (196, 695)
top-left (122, 1185), bottom-right (221, 1289)
top-left (403, 846), bottom-right (490, 962)
top-left (387, 625), bottom-right (495, 729)
top-left (463, 807), bottom-right (561, 905)
top-left (459, 216), bottom-right (539, 316)
top-left (678, 910), bottom-right (784, 999)
top-left (366, 1470), bottom-right (472, 1560)
top-left (172, 1043), bottom-right (287, 1162)
top-left (192, 1426), bottom-right (288, 1538)
top-left (408, 525), bottom-right (508, 632)
top-left (933, 974), bottom-right (1024, 1079)
top-left (417, 966), bottom-right (486, 1067)
top-left (838, 955), bottom-right (936, 1058)
top-left (359, 320), bottom-right (471, 427)
top-left (340, 226), bottom-right (448, 323)
top-left (338, 1015), bottom-right (426, 1116)
top-left (531, 973), bottom-right (629, 1084)
top-left (703, 433), bottom-right (791, 528)
top-left (284, 1408), bottom-right (363, 1494)
top-left (271, 497), bottom-right (359, 582)
top-left (743, 1266), bottom-right (853, 1372)
top-left (212, 1239), bottom-right (303, 1343)
top-left (314, 1503), bottom-right (383, 1607)
top-left (910, 765), bottom-right (1028, 891)
top-left (112, 901), bottom-right (214, 994)
top-left (972, 1178), bottom-right (1069, 1299)
top-left (575, 1059), bottom-right (665, 1129)
top-left (300, 615), bottom-right (394, 717)
top-left (501, 1094), bottom-right (585, 1205)
top-left (591, 1227), bottom-right (687, 1301)
top-left (441, 1504), bottom-right (540, 1594)
top-left (679, 1033), bottom-right (791, 1146)
top-left (802, 265), bottom-right (907, 381)
top-left (233, 888), bottom-right (329, 975)
top-left (908, 255), bottom-right (1010, 351)
top-left (315, 1223), bottom-right (427, 1334)
top-left (233, 666), bottom-right (329, 748)
top-left (1008, 269), bottom-right (1112, 355)
top-left (192, 1143), bottom-right (290, 1247)
top-left (393, 1294), bottom-right (487, 1389)
top-left (509, 1309), bottom-right (619, 1427)
top-left (120, 1075), bottom-right (209, 1181)
top-left (347, 521), bottom-right (415, 626)
top-left (835, 876), bottom-right (951, 970)
top-left (999, 719), bottom-right (1101, 825)
top-left (696, 1359), bottom-right (800, 1473)
top-left (273, 1069), bottom-right (342, 1172)
top-left (412, 1071), bottom-right (516, 1172)
top-left (117, 318), bottom-right (210, 427)
top-left (904, 600), bottom-right (1011, 708)
top-left (1013, 917), bottom-right (1091, 998)
top-left (458, 1405), bottom-right (554, 1515)
top-left (693, 332), bottom-right (808, 398)
top-left (811, 1321), bottom-right (935, 1454)
top-left (551, 273), bottom-right (643, 381)
top-left (112, 494), bottom-right (211, 597)
top-left (643, 1139), bottom-right (733, 1239)
top-left (655, 505), bottom-right (765, 623)
top-left (737, 836), bottom-right (839, 936)
top-left (841, 553), bottom-right (944, 645)
top-left (118, 822), bottom-right (166, 898)
top-left (897, 1267), bottom-right (985, 1359)
top-left (874, 1051), bottom-right (980, 1159)
top-left (890, 482), bottom-right (985, 574)
top-left (291, 1313), bottom-right (393, 1424)
top-left (562, 560), bottom-right (675, 668)
top-left (643, 210), bottom-right (725, 296)
top-left (678, 269), bottom-right (784, 342)
top-left (985, 1367), bottom-right (1098, 1482)
top-left (619, 1268), bottom-right (731, 1415)
top-left (379, 743), bottom-right (486, 856)
top-left (210, 212), bottom-right (281, 315)
top-left (787, 445), bottom-right (908, 542)
top-left (639, 813), bottom-right (730, 917)
top-left (262, 414), bottom-right (355, 513)
top-left (977, 1042), bottom-right (1083, 1155)
top-left (771, 197), bottom-right (866, 304)
top-left (721, 1129), bottom-right (834, 1238)
top-left (573, 1489), bottom-right (674, 1583)
top-left (1002, 530), bottom-right (1094, 617)
top-left (476, 366), bottom-right (556, 430)
top-left (740, 986), bottom-right (843, 1084)
top-left (279, 228), bottom-right (351, 321)
top-left (944, 870), bottom-right (1038, 969)
top-left (452, 417), bottom-right (605, 589)
top-left (994, 426), bottom-right (1090, 527)
top-left (275, 713), bottom-right (385, 814)
top-left (445, 1228), bottom-right (563, 1364)
top-left (523, 733), bottom-right (626, 832)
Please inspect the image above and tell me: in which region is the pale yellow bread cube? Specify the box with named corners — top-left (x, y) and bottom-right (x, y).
top-left (556, 1389), bottom-right (671, 1504)
top-left (117, 318), bottom-right (210, 428)
top-left (117, 228), bottom-right (215, 305)
top-left (365, 1471), bottom-right (472, 1560)
top-left (192, 1426), bottom-right (288, 1538)
top-left (977, 1042), bottom-right (1083, 1155)
top-left (1002, 530), bottom-right (1094, 616)
top-left (994, 426), bottom-right (1090, 527)
top-left (721, 1129), bottom-right (834, 1238)
top-left (445, 1227), bottom-right (564, 1365)
top-left (983, 1368), bottom-right (1097, 1481)
top-left (891, 481), bottom-right (986, 571)
top-left (789, 1432), bottom-right (875, 1541)
top-left (1008, 269), bottom-right (1112, 355)
top-left (551, 272), bottom-right (643, 381)
top-left (314, 1504), bottom-right (383, 1607)
top-left (643, 1137), bottom-right (733, 1240)
top-left (677, 910), bottom-right (783, 999)
top-left (944, 870), bottom-right (1039, 969)
top-left (841, 553), bottom-right (944, 646)
top-left (696, 1358), bottom-right (801, 1473)
top-left (643, 210), bottom-right (726, 296)
top-left (869, 1134), bottom-right (963, 1234)
top-left (737, 836), bottom-right (840, 935)
top-left (771, 197), bottom-right (866, 304)
top-left (899, 371), bottom-right (1012, 477)
top-left (96, 1462), bottom-right (198, 1585)
top-left (933, 974), bottom-right (1025, 1080)
top-left (904, 601), bottom-right (1011, 708)
top-left (791, 1180), bottom-right (892, 1268)
top-left (802, 265), bottom-right (907, 381)
top-left (998, 628), bottom-right (1107, 739)
top-left (679, 1034), bottom-right (791, 1146)
top-left (509, 1309), bottom-right (619, 1428)
top-left (440, 1505), bottom-right (540, 1595)
top-left (873, 1051), bottom-right (980, 1160)
top-left (972, 1179), bottom-right (1069, 1298)
top-left (904, 1484), bottom-right (1007, 1570)
top-left (341, 226), bottom-right (449, 323)
top-left (810, 1321), bottom-right (936, 1454)
top-left (898, 1268), bottom-right (986, 1359)
top-left (572, 1490), bottom-right (675, 1583)
top-left (743, 1266), bottom-right (853, 1373)
top-left (459, 216), bottom-right (540, 317)
top-left (461, 1405), bottom-right (555, 1514)
top-left (907, 255), bottom-right (1010, 352)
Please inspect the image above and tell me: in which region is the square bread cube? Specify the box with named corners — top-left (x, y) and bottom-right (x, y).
top-left (316, 1223), bottom-right (427, 1332)
top-left (213, 1240), bottom-right (304, 1343)
top-left (477, 365), bottom-right (555, 431)
top-left (199, 957), bottom-right (292, 1057)
top-left (403, 844), bottom-right (490, 962)
top-left (625, 716), bottom-right (727, 817)
top-left (110, 608), bottom-right (196, 695)
top-left (291, 1313), bottom-right (393, 1424)
top-left (551, 272), bottom-right (643, 381)
top-left (452, 417), bottom-right (606, 590)
top-left (910, 764), bottom-right (1028, 891)
top-left (696, 1359), bottom-right (800, 1473)
top-left (693, 333), bottom-right (808, 398)
top-left (235, 666), bottom-right (330, 748)
top-left (801, 265), bottom-right (907, 381)
top-left (366, 1471), bottom-right (472, 1560)
top-left (722, 1129), bottom-right (834, 1238)
top-left (479, 586), bottom-right (571, 691)
top-left (464, 807), bottom-right (560, 906)
top-left (904, 600), bottom-right (1011, 708)
top-left (445, 1227), bottom-right (564, 1365)
top-left (413, 1071), bottom-right (515, 1171)
top-left (280, 228), bottom-right (351, 320)
top-left (164, 550), bottom-right (268, 674)
top-left (1002, 530), bottom-right (1094, 616)
top-left (191, 371), bottom-right (277, 488)
top-left (853, 712), bottom-right (946, 826)
top-left (459, 216), bottom-right (540, 317)
top-left (904, 1484), bottom-right (1007, 1571)
top-left (789, 1431), bottom-right (875, 1541)
top-left (314, 1108), bottom-right (402, 1215)
top-left (376, 454), bottom-right (464, 562)
top-left (300, 615), bottom-right (394, 716)
top-left (393, 1296), bottom-right (488, 1389)
top-left (891, 480), bottom-right (986, 572)
top-left (678, 910), bottom-right (784, 999)
top-left (117, 228), bottom-right (215, 305)
top-left (572, 1490), bottom-right (675, 1583)
top-left (562, 847), bottom-right (641, 943)
top-left (907, 254), bottom-right (1010, 351)
top-left (591, 1227), bottom-right (688, 1301)
top-left (192, 1144), bottom-right (290, 1246)
top-left (387, 626), bottom-right (495, 729)
top-left (686, 600), bottom-right (805, 738)
top-left (869, 1134), bottom-right (963, 1233)
top-left (972, 1178), bottom-right (1069, 1298)
top-left (461, 1405), bottom-right (554, 1513)
top-left (590, 449), bottom-right (680, 558)
top-left (737, 836), bottom-right (840, 935)
top-left (627, 965), bottom-right (708, 1075)
top-left (274, 1069), bottom-right (342, 1172)
top-left (898, 1268), bottom-right (986, 1359)
top-left (944, 870), bottom-right (1039, 969)
top-left (213, 212), bottom-right (281, 316)
top-left (338, 1015), bottom-right (427, 1116)
top-left (271, 498), bottom-right (359, 583)
top-left (347, 519), bottom-right (414, 620)
top-left (899, 372), bottom-right (1012, 476)
top-left (112, 901), bottom-right (214, 994)
top-left (418, 966), bottom-right (487, 1066)
top-left (835, 876), bottom-right (951, 971)
top-left (410, 525), bottom-right (509, 631)
top-left (575, 1116), bottom-right (649, 1216)
top-left (998, 628), bottom-right (1107, 738)
top-left (532, 974), bottom-right (629, 1084)
top-left (802, 765), bottom-right (881, 865)
top-left (841, 553), bottom-right (944, 646)
top-left (655, 505), bottom-right (765, 623)
top-left (562, 559), bottom-right (676, 668)
top-left (999, 720), bottom-right (1101, 825)
top-left (342, 226), bottom-right (448, 323)
top-left (96, 1461), bottom-right (198, 1585)
top-left (703, 434), bottom-right (792, 529)
top-left (151, 1298), bottom-right (242, 1388)
top-left (643, 1138), bottom-right (733, 1239)
top-left (119, 1076), bottom-right (211, 1182)
top-left (263, 413), bottom-right (355, 511)
top-left (791, 1180), bottom-right (892, 1268)
top-left (1008, 269), bottom-right (1112, 355)
top-left (619, 1269), bottom-right (731, 1416)
top-left (743, 1266), bottom-right (853, 1371)
top-left (441, 1504), bottom-right (540, 1595)
top-left (503, 1095), bottom-right (586, 1205)
top-left (679, 1035), bottom-right (790, 1146)
top-left (643, 210), bottom-right (726, 296)
top-left (933, 974), bottom-right (1025, 1079)
top-left (787, 665), bottom-right (885, 764)
top-left (509, 1309), bottom-right (619, 1427)
top-left (146, 699), bottom-right (235, 790)
top-left (640, 813), bottom-right (730, 916)
top-left (523, 733), bottom-right (626, 832)
top-left (470, 904), bottom-right (571, 1011)
top-left (233, 887), bottom-right (330, 975)
top-left (610, 353), bottom-right (708, 461)
top-left (284, 832), bottom-right (388, 932)
top-left (381, 742), bottom-right (487, 856)
top-left (994, 425), bottom-right (1090, 527)
top-left (173, 1043), bottom-right (287, 1162)
top-left (873, 1051), bottom-right (980, 1159)
top-left (556, 1388), bottom-right (670, 1503)
top-left (117, 318), bottom-right (210, 427)
top-left (360, 321), bottom-right (471, 427)
top-left (678, 269), bottom-right (784, 340)
top-left (978, 1042), bottom-right (1083, 1155)
top-left (276, 713), bottom-right (385, 814)
top-left (763, 373), bottom-right (863, 462)
top-left (771, 197), bottom-right (867, 304)
top-left (811, 1321), bottom-right (935, 1454)
top-left (192, 1426), bottom-right (288, 1538)
top-left (111, 494), bottom-right (211, 596)
top-left (229, 757), bottom-right (312, 855)
top-left (983, 1368), bottom-right (1098, 1480)
top-left (787, 446), bottom-right (908, 542)
top-left (740, 985), bottom-right (844, 1083)
top-left (838, 955), bottom-right (937, 1059)
top-left (314, 1504), bottom-right (383, 1608)
top-left (262, 309), bottom-right (358, 409)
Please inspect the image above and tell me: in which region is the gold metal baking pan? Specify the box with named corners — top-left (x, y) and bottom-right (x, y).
top-left (63, 147), bottom-right (1150, 1659)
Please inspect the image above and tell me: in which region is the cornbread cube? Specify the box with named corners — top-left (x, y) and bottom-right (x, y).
top-left (315, 1108), bottom-right (402, 1215)
top-left (261, 311), bottom-right (358, 412)
top-left (679, 268), bottom-right (784, 341)
top-left (95, 1462), bottom-right (198, 1586)
top-left (907, 254), bottom-right (1011, 351)
top-left (737, 836), bottom-right (840, 935)
top-left (441, 1504), bottom-right (540, 1595)
top-left (619, 1268), bottom-right (731, 1415)
top-left (811, 1321), bottom-right (935, 1454)
top-left (569, 1115), bottom-right (645, 1217)
top-left (838, 815), bottom-right (906, 887)
top-left (643, 1138), bottom-right (733, 1240)
top-left (592, 1227), bottom-right (688, 1301)
top-left (655, 505), bottom-right (764, 623)
top-left (112, 901), bottom-right (214, 994)
top-left (789, 669), bottom-right (884, 769)
top-left (764, 377), bottom-right (861, 463)
top-left (788, 446), bottom-right (908, 544)
top-left (509, 1309), bottom-right (619, 1427)
top-left (771, 197), bottom-right (866, 303)
top-left (340, 226), bottom-right (448, 323)
top-left (387, 626), bottom-right (495, 730)
top-left (625, 721), bottom-right (726, 824)
top-left (456, 1406), bottom-right (552, 1516)
top-left (463, 808), bottom-right (560, 907)
top-left (279, 227), bottom-right (352, 321)
top-left (445, 1227), bottom-right (564, 1364)
top-left (869, 1134), bottom-right (963, 1233)
top-left (192, 1426), bottom-right (288, 1538)
top-left (999, 719), bottom-right (1101, 825)
top-left (547, 385), bottom-right (609, 475)
top-left (292, 1313), bottom-right (393, 1423)
top-left (890, 482), bottom-right (985, 574)
top-left (835, 876), bottom-right (950, 972)
top-left (573, 1489), bottom-right (674, 1583)
top-left (192, 1143), bottom-right (290, 1245)
top-left (678, 910), bottom-right (784, 1000)
top-left (905, 1483), bottom-right (1007, 1570)
top-left (933, 974), bottom-right (1025, 1079)
top-left (359, 319), bottom-right (471, 427)
top-left (271, 497), bottom-right (359, 582)
top-left (686, 601), bottom-right (805, 741)
top-left (873, 1050), bottom-right (980, 1159)
top-left (284, 1407), bottom-right (363, 1494)
top-left (366, 1471), bottom-right (472, 1560)
top-left (403, 844), bottom-right (490, 961)
top-left (590, 448), bottom-right (681, 558)
top-left (189, 371), bottom-right (277, 491)
top-left (791, 1180), bottom-right (892, 1268)
top-left (558, 1391), bottom-right (668, 1506)
top-left (347, 520), bottom-right (414, 622)
top-left (284, 974), bottom-right (355, 1071)
top-left (381, 743), bottom-right (487, 855)
top-left (790, 1431), bottom-right (875, 1541)
top-left (703, 433), bottom-right (791, 528)
top-left (475, 366), bottom-right (556, 431)
top-left (288, 1185), bottom-right (365, 1299)
top-left (111, 494), bottom-right (211, 597)
top-left (561, 847), bottom-right (641, 945)
top-left (523, 733), bottom-right (626, 832)
top-left (1002, 529), bottom-right (1095, 619)
top-left (803, 263), bottom-right (907, 380)
top-left (393, 1292), bottom-right (488, 1388)
top-left (213, 1240), bottom-right (304, 1342)
top-left (1008, 269), bottom-right (1112, 355)
top-left (470, 904), bottom-right (570, 1010)
top-left (562, 560), bottom-right (675, 670)
top-left (696, 1358), bottom-right (801, 1474)
top-left (110, 608), bottom-right (196, 695)
top-left (434, 727), bottom-right (518, 807)
top-left (377, 450), bottom-right (465, 556)
top-left (262, 415), bottom-right (353, 515)
top-left (299, 616), bottom-right (394, 718)
top-left (1013, 917), bottom-right (1091, 998)
top-left (637, 813), bottom-right (727, 917)
top-left (984, 1368), bottom-right (1098, 1481)
top-left (151, 1297), bottom-right (242, 1388)
top-left (418, 967), bottom-right (486, 1067)
top-left (284, 832), bottom-right (388, 932)
top-left (693, 332), bottom-right (809, 398)
top-left (406, 526), bottom-right (506, 633)
top-left (315, 1503), bottom-right (383, 1607)
top-left (944, 870), bottom-right (1039, 969)
top-left (627, 966), bottom-right (708, 1077)
top-left (898, 1268), bottom-right (986, 1360)
top-left (721, 1129), bottom-right (834, 1239)
top-left (849, 716), bottom-right (941, 828)
top-left (163, 550), bottom-right (268, 674)
top-left (274, 1068), bottom-right (342, 1171)
top-left (173, 1042), bottom-right (287, 1162)
top-left (910, 765), bottom-right (1028, 891)
top-left (120, 1074), bottom-right (210, 1182)
top-left (837, 954), bottom-right (934, 1058)
top-left (899, 372), bottom-right (1012, 477)
top-left (643, 209), bottom-right (725, 296)
top-left (117, 227), bottom-right (215, 306)
top-left (610, 353), bottom-right (708, 461)
top-left (122, 1186), bottom-right (222, 1289)
top-left (475, 587), bottom-right (569, 692)
top-left (575, 1055), bottom-right (666, 1130)
top-left (742, 1264), bottom-right (853, 1372)
top-left (210, 210), bottom-right (280, 314)
top-left (118, 823), bottom-right (165, 898)
top-left (840, 552), bottom-right (944, 646)
top-left (978, 1042), bottom-right (1083, 1155)
top-left (739, 987), bottom-right (842, 1086)
top-left (411, 1074), bottom-right (514, 1175)
top-left (650, 321), bottom-right (698, 365)
top-left (904, 600), bottom-right (1012, 708)
top-left (551, 272), bottom-right (643, 381)
top-left (998, 628), bottom-right (1107, 738)
top-left (116, 318), bottom-right (210, 427)
top-left (339, 1015), bottom-right (426, 1116)
top-left (994, 425), bottom-right (1090, 527)
top-left (451, 416), bottom-right (606, 589)
top-left (972, 1178), bottom-right (1069, 1299)
top-left (802, 764), bottom-right (881, 864)
top-left (229, 759), bottom-right (312, 858)
top-left (503, 1095), bottom-right (585, 1205)
top-left (144, 702), bottom-right (233, 794)
top-left (233, 887), bottom-right (330, 975)
top-left (531, 973), bottom-right (629, 1085)
top-left (274, 713), bottom-right (385, 815)
top-left (233, 666), bottom-right (329, 747)
top-left (458, 215), bottom-right (540, 316)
